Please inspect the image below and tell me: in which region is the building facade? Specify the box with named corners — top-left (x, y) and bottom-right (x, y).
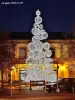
top-left (1, 40), bottom-right (75, 82)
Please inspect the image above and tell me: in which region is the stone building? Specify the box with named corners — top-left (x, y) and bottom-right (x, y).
top-left (0, 39), bottom-right (75, 82)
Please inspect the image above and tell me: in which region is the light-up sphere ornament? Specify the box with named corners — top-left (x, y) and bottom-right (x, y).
top-left (35, 16), bottom-right (42, 24)
top-left (31, 28), bottom-right (40, 36)
top-left (49, 73), bottom-right (57, 83)
top-left (28, 51), bottom-right (35, 57)
top-left (36, 9), bottom-right (41, 16)
top-left (44, 58), bottom-right (53, 66)
top-left (45, 50), bottom-right (52, 57)
top-left (41, 32), bottom-right (48, 39)
top-left (33, 50), bottom-right (41, 56)
top-left (40, 51), bottom-right (45, 58)
top-left (32, 36), bottom-right (40, 43)
top-left (33, 23), bottom-right (39, 28)
top-left (46, 58), bottom-right (53, 63)
top-left (38, 24), bottom-right (43, 29)
top-left (43, 42), bottom-right (50, 50)
top-left (35, 41), bottom-right (43, 50)
top-left (28, 42), bottom-right (36, 51)
top-left (26, 57), bottom-right (34, 64)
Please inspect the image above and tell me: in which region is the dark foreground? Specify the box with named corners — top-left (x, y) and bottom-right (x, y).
top-left (0, 89), bottom-right (75, 100)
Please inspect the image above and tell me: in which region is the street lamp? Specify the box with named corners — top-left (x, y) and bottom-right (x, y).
top-left (10, 67), bottom-right (15, 96)
top-left (10, 70), bottom-right (12, 96)
top-left (56, 61), bottom-right (60, 93)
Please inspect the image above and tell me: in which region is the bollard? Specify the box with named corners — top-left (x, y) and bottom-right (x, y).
top-left (72, 86), bottom-right (74, 93)
top-left (56, 88), bottom-right (60, 93)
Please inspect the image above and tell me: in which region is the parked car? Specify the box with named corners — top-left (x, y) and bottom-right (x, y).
top-left (46, 78), bottom-right (75, 93)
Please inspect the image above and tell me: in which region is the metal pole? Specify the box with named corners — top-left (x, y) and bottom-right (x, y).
top-left (11, 70), bottom-right (12, 96)
top-left (45, 80), bottom-right (46, 94)
top-left (56, 60), bottom-right (59, 93)
top-left (57, 62), bottom-right (58, 91)
top-left (45, 64), bottom-right (46, 94)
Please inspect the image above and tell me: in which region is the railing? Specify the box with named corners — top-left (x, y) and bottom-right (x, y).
top-left (29, 80), bottom-right (45, 91)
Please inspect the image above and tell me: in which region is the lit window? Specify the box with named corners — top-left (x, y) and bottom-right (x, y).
top-left (19, 47), bottom-right (26, 58)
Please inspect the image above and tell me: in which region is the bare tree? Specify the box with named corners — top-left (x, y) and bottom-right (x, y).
top-left (0, 31), bottom-right (16, 89)
top-left (58, 39), bottom-right (75, 71)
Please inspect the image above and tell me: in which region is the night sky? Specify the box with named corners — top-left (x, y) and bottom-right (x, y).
top-left (0, 0), bottom-right (72, 33)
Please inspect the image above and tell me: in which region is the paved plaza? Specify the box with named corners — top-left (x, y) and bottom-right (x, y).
top-left (0, 84), bottom-right (75, 100)
top-left (0, 89), bottom-right (75, 100)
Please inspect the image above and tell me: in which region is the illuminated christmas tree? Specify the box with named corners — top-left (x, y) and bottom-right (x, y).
top-left (25, 9), bottom-right (57, 84)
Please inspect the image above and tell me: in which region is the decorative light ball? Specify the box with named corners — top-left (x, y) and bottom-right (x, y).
top-left (39, 30), bottom-right (46, 40)
top-left (45, 73), bottom-right (50, 81)
top-left (38, 29), bottom-right (45, 35)
top-left (38, 24), bottom-right (43, 29)
top-left (44, 58), bottom-right (49, 64)
top-left (33, 50), bottom-right (41, 57)
top-left (46, 63), bottom-right (50, 67)
top-left (40, 29), bottom-right (45, 32)
top-left (26, 57), bottom-right (34, 64)
top-left (46, 58), bottom-right (53, 63)
top-left (40, 51), bottom-right (45, 58)
top-left (43, 42), bottom-right (50, 50)
top-left (45, 50), bottom-right (52, 57)
top-left (31, 28), bottom-right (40, 36)
top-left (36, 64), bottom-right (42, 68)
top-left (32, 36), bottom-right (40, 43)
top-left (49, 73), bottom-right (57, 82)
top-left (35, 16), bottom-right (42, 24)
top-left (33, 23), bottom-right (39, 28)
top-left (28, 42), bottom-right (36, 51)
top-left (29, 63), bottom-right (32, 67)
top-left (32, 64), bottom-right (36, 68)
top-left (28, 51), bottom-right (35, 57)
top-left (37, 35), bottom-right (42, 40)
top-left (49, 63), bottom-right (53, 68)
top-left (36, 9), bottom-right (41, 16)
top-left (35, 41), bottom-right (43, 50)
top-left (34, 57), bottom-right (41, 64)
top-left (40, 57), bottom-right (46, 64)
top-left (41, 32), bottom-right (48, 39)
top-left (41, 66), bottom-right (45, 70)
top-left (48, 67), bottom-right (54, 72)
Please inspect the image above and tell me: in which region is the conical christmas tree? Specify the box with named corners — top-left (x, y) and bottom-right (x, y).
top-left (25, 10), bottom-right (57, 84)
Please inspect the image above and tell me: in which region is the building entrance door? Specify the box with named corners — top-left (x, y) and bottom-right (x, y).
top-left (20, 70), bottom-right (27, 82)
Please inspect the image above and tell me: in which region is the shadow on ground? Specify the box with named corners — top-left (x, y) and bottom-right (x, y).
top-left (0, 88), bottom-right (11, 96)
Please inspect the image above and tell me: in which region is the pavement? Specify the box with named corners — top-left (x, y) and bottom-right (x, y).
top-left (0, 85), bottom-right (75, 100)
top-left (0, 89), bottom-right (75, 100)
top-left (0, 95), bottom-right (75, 100)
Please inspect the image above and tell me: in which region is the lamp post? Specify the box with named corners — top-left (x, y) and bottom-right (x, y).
top-left (56, 60), bottom-right (59, 93)
top-left (11, 70), bottom-right (12, 96)
top-left (10, 69), bottom-right (13, 96)
top-left (10, 67), bottom-right (14, 96)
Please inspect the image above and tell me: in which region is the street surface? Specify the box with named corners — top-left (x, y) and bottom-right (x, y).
top-left (0, 85), bottom-right (75, 100)
top-left (0, 95), bottom-right (75, 100)
top-left (0, 90), bottom-right (75, 100)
